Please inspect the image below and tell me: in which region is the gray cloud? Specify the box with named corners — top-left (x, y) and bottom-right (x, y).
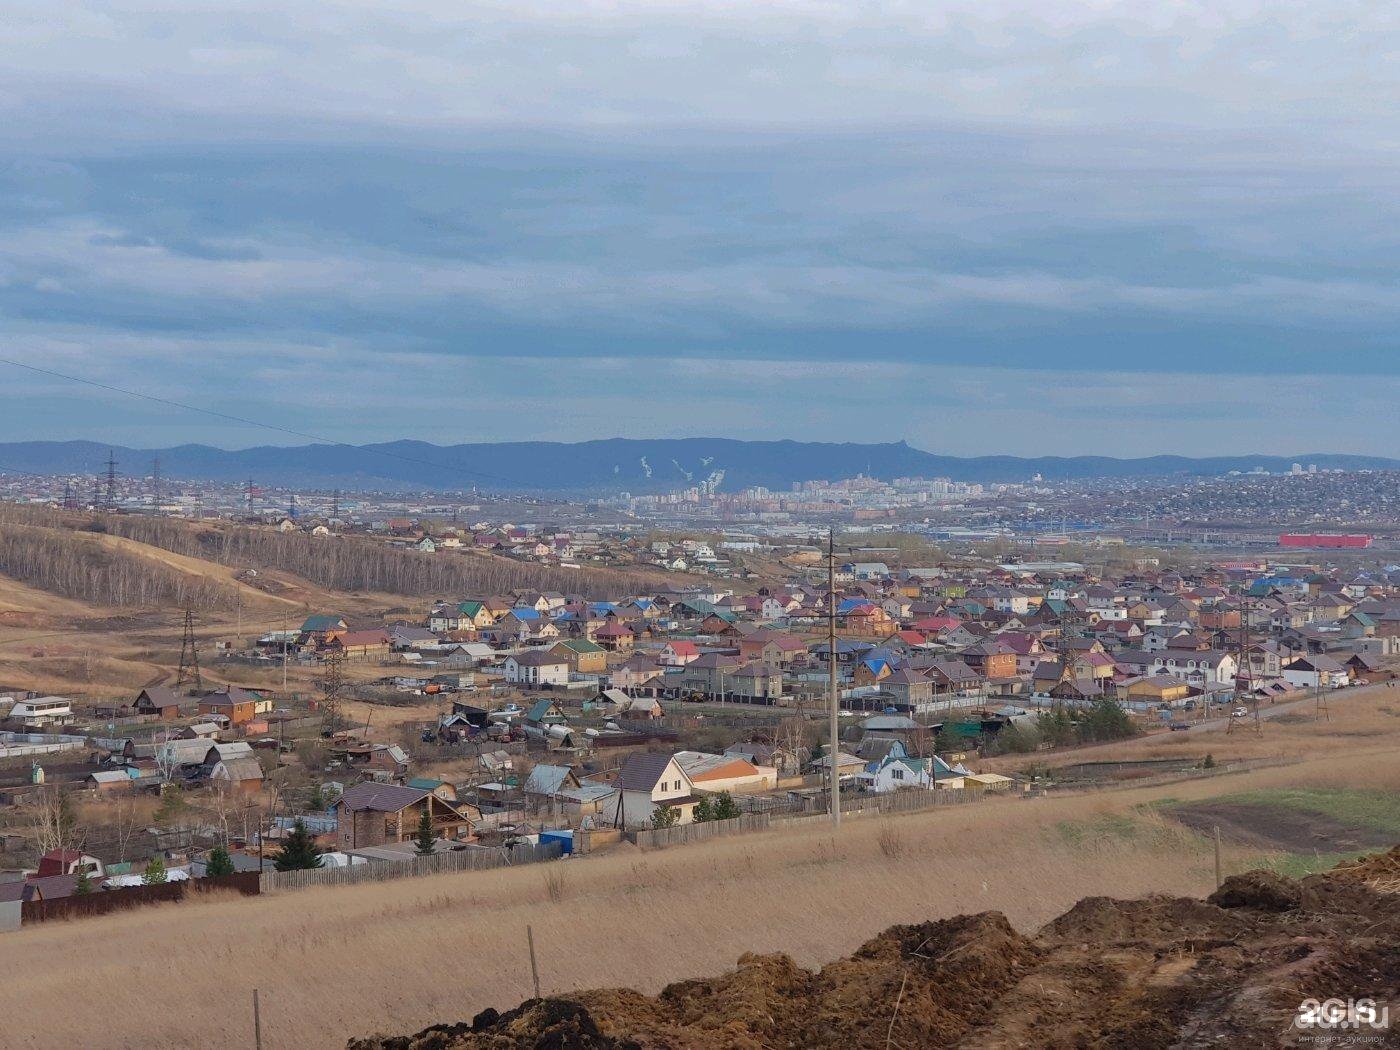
top-left (1, 2), bottom-right (1398, 454)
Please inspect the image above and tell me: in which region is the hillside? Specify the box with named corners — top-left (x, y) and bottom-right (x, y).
top-left (0, 504), bottom-right (681, 696)
top-left (4, 679), bottom-right (1397, 1050)
top-left (2, 438), bottom-right (1395, 492)
top-left (351, 847), bottom-right (1400, 1048)
top-left (0, 505), bottom-right (677, 610)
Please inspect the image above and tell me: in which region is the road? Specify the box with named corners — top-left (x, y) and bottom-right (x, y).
top-left (1172, 681), bottom-right (1378, 733)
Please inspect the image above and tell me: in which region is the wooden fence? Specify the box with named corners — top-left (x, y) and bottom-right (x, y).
top-left (20, 872), bottom-right (261, 925)
top-left (772, 787), bottom-right (978, 827)
top-left (629, 813), bottom-right (771, 848)
top-left (260, 842), bottom-right (562, 893)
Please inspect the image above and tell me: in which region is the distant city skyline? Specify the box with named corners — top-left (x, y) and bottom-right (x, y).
top-left (3, 3), bottom-right (1400, 456)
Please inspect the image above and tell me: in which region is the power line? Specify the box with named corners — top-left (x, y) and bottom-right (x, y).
top-left (0, 356), bottom-right (521, 488)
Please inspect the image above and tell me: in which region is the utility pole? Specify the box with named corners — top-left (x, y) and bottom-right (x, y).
top-left (176, 608), bottom-right (203, 691)
top-left (827, 527), bottom-right (840, 828)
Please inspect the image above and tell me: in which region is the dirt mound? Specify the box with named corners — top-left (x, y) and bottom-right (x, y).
top-left (1331, 844), bottom-right (1400, 895)
top-left (351, 849), bottom-right (1400, 1049)
top-left (1208, 870), bottom-right (1303, 912)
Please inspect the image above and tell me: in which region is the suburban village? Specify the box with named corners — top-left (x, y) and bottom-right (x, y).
top-left (2, 514), bottom-right (1395, 928)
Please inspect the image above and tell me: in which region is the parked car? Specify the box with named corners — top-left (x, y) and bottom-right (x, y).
top-left (1169, 723), bottom-right (1191, 732)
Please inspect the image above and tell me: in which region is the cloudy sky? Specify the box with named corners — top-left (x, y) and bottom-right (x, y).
top-left (2, 1), bottom-right (1399, 457)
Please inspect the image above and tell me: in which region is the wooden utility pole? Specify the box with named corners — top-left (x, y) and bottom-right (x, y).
top-left (281, 608), bottom-right (288, 692)
top-left (526, 925), bottom-right (541, 999)
top-left (827, 527), bottom-right (840, 828)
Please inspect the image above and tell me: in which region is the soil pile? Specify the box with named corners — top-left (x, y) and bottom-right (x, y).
top-left (351, 848), bottom-right (1400, 1049)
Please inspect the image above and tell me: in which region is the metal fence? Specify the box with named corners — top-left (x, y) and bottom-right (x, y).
top-left (260, 842), bottom-right (562, 893)
top-left (629, 813), bottom-right (771, 848)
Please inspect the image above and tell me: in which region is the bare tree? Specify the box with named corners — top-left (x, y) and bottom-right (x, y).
top-left (773, 715), bottom-right (812, 776)
top-left (202, 782), bottom-right (234, 846)
top-left (154, 729), bottom-right (180, 784)
top-left (110, 793), bottom-right (145, 863)
top-left (28, 787), bottom-right (82, 856)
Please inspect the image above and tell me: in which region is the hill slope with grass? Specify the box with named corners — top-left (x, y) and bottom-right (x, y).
top-left (351, 846), bottom-right (1400, 1049)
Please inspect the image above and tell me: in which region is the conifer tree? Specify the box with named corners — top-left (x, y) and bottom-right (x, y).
top-left (205, 845), bottom-right (235, 877)
top-left (414, 808), bottom-right (436, 857)
top-left (273, 818), bottom-right (323, 871)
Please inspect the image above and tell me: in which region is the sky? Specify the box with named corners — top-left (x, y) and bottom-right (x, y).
top-left (2, 1), bottom-right (1400, 458)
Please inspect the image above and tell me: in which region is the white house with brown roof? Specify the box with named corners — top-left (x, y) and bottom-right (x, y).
top-left (601, 752), bottom-right (699, 829)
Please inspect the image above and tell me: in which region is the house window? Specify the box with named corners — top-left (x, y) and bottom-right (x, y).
top-left (893, 768), bottom-right (904, 780)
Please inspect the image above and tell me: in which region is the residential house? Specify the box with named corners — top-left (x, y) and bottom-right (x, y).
top-left (334, 782), bottom-right (478, 850)
top-left (550, 638), bottom-right (608, 674)
top-left (197, 687), bottom-right (262, 726)
top-left (504, 651), bottom-right (570, 687)
top-left (132, 687), bottom-right (195, 721)
top-left (603, 752), bottom-right (701, 829)
top-left (674, 750), bottom-right (776, 793)
top-left (8, 696), bottom-right (73, 728)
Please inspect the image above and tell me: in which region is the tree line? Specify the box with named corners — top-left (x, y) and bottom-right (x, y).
top-left (0, 520), bottom-right (238, 610)
top-left (0, 504), bottom-right (675, 603)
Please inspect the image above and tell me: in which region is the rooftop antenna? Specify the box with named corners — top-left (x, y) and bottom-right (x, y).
top-left (176, 608), bottom-right (203, 691)
top-left (103, 450), bottom-right (119, 510)
top-left (827, 526), bottom-right (841, 828)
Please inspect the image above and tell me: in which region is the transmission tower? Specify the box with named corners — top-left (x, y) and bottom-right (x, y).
top-left (288, 493), bottom-right (297, 520)
top-left (61, 480), bottom-right (75, 510)
top-left (175, 608), bottom-right (203, 691)
top-left (1227, 597), bottom-right (1260, 735)
top-left (103, 450), bottom-right (119, 510)
top-left (150, 455), bottom-right (161, 510)
top-left (320, 651), bottom-right (346, 736)
top-left (245, 478), bottom-right (257, 516)
top-left (331, 489), bottom-right (341, 519)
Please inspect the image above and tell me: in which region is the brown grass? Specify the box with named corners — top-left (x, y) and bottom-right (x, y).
top-left (876, 821), bottom-right (905, 859)
top-left (3, 667), bottom-right (1395, 1047)
top-left (5, 759), bottom-right (1364, 1050)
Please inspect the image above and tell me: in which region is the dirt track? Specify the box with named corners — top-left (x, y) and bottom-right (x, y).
top-left (349, 847), bottom-right (1400, 1049)
top-left (1171, 800), bottom-right (1396, 854)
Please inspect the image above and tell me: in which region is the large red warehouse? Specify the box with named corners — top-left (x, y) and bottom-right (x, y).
top-left (1278, 534), bottom-right (1373, 549)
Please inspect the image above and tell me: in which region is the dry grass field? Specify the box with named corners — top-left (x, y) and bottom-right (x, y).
top-left (7, 681), bottom-right (1399, 1050)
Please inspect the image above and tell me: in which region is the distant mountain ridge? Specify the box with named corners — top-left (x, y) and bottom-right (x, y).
top-left (0, 438), bottom-right (1394, 493)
